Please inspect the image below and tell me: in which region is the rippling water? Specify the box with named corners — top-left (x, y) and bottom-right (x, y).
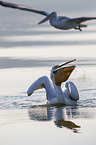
top-left (0, 0), bottom-right (96, 110)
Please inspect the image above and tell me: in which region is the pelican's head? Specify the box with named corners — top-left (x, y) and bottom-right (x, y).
top-left (51, 59), bottom-right (76, 86)
top-left (38, 12), bottom-right (57, 25)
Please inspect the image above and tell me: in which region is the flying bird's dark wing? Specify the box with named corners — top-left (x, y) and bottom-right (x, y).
top-left (68, 17), bottom-right (96, 23)
top-left (0, 1), bottom-right (49, 16)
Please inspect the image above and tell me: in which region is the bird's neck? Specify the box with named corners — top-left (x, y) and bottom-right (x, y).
top-left (49, 17), bottom-right (59, 28)
top-left (49, 14), bottom-right (57, 23)
top-left (50, 16), bottom-right (57, 22)
top-left (54, 84), bottom-right (63, 97)
top-left (51, 74), bottom-right (65, 103)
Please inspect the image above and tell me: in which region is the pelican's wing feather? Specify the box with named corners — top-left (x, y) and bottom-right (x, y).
top-left (0, 1), bottom-right (49, 16)
top-left (34, 85), bottom-right (44, 91)
top-left (54, 66), bottom-right (75, 86)
top-left (68, 17), bottom-right (96, 23)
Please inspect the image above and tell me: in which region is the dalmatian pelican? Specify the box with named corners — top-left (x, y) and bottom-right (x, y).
top-left (27, 59), bottom-right (79, 105)
top-left (0, 1), bottom-right (96, 31)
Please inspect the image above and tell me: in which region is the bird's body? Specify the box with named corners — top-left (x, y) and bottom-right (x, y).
top-left (27, 76), bottom-right (79, 105)
top-left (27, 59), bottom-right (79, 105)
top-left (0, 1), bottom-right (96, 31)
top-left (49, 16), bottom-right (77, 30)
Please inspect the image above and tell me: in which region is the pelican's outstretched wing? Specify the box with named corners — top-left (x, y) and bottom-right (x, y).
top-left (0, 1), bottom-right (49, 16)
top-left (68, 17), bottom-right (96, 23)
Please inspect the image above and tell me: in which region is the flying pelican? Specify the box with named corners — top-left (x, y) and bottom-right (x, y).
top-left (0, 1), bottom-right (96, 31)
top-left (27, 59), bottom-right (79, 105)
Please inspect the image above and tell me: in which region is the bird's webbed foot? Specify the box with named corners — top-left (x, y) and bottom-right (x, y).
top-left (75, 26), bottom-right (82, 31)
top-left (78, 27), bottom-right (82, 31)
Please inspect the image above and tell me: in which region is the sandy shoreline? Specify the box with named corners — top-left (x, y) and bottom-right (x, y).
top-left (0, 108), bottom-right (96, 145)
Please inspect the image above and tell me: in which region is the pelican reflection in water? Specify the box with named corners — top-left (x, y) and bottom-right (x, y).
top-left (29, 104), bottom-right (95, 133)
top-left (27, 59), bottom-right (79, 105)
top-left (0, 1), bottom-right (96, 31)
top-left (29, 106), bottom-right (81, 133)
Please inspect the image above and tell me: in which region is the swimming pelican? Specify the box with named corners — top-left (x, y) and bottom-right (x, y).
top-left (0, 1), bottom-right (96, 31)
top-left (27, 59), bottom-right (79, 105)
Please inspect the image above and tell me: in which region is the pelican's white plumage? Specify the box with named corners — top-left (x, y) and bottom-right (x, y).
top-left (0, 1), bottom-right (96, 31)
top-left (27, 59), bottom-right (79, 105)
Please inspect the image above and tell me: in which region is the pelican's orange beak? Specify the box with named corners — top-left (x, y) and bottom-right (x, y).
top-left (58, 120), bottom-right (80, 129)
top-left (54, 66), bottom-right (75, 86)
top-left (38, 12), bottom-right (53, 25)
top-left (52, 59), bottom-right (76, 86)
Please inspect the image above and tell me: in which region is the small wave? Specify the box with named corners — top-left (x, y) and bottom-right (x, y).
top-left (0, 94), bottom-right (96, 109)
top-left (80, 88), bottom-right (96, 92)
top-left (78, 98), bottom-right (96, 108)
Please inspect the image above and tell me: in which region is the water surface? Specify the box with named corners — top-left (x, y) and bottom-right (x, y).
top-left (0, 0), bottom-right (96, 144)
